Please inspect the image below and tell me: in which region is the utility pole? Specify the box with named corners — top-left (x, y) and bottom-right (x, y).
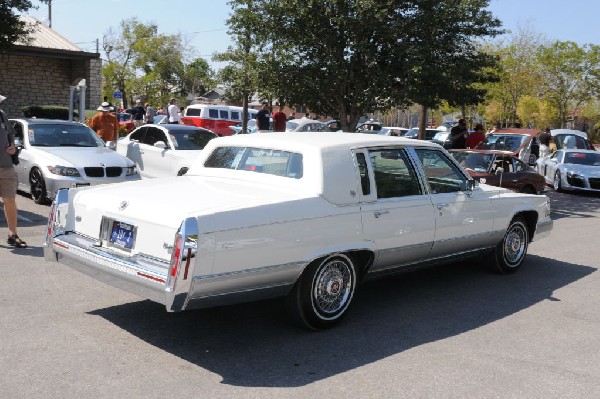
top-left (48, 0), bottom-right (52, 28)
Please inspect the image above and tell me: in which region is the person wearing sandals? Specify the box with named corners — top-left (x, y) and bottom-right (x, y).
top-left (0, 95), bottom-right (27, 248)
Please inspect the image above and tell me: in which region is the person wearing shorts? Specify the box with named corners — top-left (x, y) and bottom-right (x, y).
top-left (0, 95), bottom-right (27, 248)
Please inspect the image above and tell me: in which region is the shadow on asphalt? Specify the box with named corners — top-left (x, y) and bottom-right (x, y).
top-left (88, 256), bottom-right (595, 387)
top-left (547, 189), bottom-right (600, 220)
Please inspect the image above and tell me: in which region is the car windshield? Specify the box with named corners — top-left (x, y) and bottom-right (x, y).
top-left (554, 134), bottom-right (590, 150)
top-left (404, 128), bottom-right (419, 138)
top-left (118, 114), bottom-right (131, 122)
top-left (433, 132), bottom-right (448, 141)
top-left (476, 134), bottom-right (529, 152)
top-left (204, 146), bottom-right (304, 179)
top-left (169, 130), bottom-right (217, 150)
top-left (28, 124), bottom-right (104, 147)
top-left (451, 152), bottom-right (493, 173)
top-left (564, 152), bottom-right (600, 166)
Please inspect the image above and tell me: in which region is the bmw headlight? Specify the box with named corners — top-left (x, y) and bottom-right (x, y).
top-left (125, 165), bottom-right (138, 176)
top-left (47, 165), bottom-right (80, 176)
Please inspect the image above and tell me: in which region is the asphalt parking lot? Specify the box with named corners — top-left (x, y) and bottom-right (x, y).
top-left (1, 188), bottom-right (599, 398)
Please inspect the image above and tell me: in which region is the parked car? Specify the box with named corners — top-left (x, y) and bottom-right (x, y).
top-left (9, 118), bottom-right (139, 204)
top-left (535, 149), bottom-right (600, 193)
top-left (431, 131), bottom-right (453, 149)
top-left (117, 112), bottom-right (135, 133)
top-left (379, 127), bottom-right (409, 137)
top-left (475, 128), bottom-right (540, 164)
top-left (550, 129), bottom-right (592, 151)
top-left (285, 118), bottom-right (328, 132)
top-left (450, 149), bottom-right (546, 194)
top-left (356, 121), bottom-right (383, 133)
top-left (45, 132), bottom-right (552, 329)
top-left (403, 127), bottom-right (444, 140)
top-left (116, 124), bottom-right (218, 178)
top-left (153, 114), bottom-right (168, 124)
top-left (324, 119), bottom-right (342, 132)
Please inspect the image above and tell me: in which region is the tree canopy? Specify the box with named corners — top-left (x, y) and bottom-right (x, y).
top-left (0, 0), bottom-right (48, 52)
top-left (220, 0), bottom-right (502, 131)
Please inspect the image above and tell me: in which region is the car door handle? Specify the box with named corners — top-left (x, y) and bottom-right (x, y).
top-left (373, 210), bottom-right (390, 218)
top-left (436, 203), bottom-right (450, 210)
top-left (512, 179), bottom-right (518, 183)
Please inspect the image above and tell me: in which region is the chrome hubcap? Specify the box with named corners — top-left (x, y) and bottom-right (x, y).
top-left (313, 260), bottom-right (353, 316)
top-left (505, 225), bottom-right (526, 265)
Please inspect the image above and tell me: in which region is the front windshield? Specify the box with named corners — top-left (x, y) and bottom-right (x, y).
top-left (28, 124), bottom-right (104, 147)
top-left (564, 152), bottom-right (600, 165)
top-left (118, 114), bottom-right (131, 122)
top-left (170, 130), bottom-right (217, 150)
top-left (451, 152), bottom-right (493, 173)
top-left (204, 146), bottom-right (303, 179)
top-left (404, 128), bottom-right (419, 138)
top-left (554, 134), bottom-right (590, 150)
top-left (476, 134), bottom-right (529, 152)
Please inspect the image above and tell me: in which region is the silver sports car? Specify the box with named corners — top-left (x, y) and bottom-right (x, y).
top-left (536, 149), bottom-right (600, 193)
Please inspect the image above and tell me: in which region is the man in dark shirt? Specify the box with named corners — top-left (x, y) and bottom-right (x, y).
top-left (256, 101), bottom-right (271, 131)
top-left (450, 119), bottom-right (468, 149)
top-left (131, 100), bottom-right (145, 128)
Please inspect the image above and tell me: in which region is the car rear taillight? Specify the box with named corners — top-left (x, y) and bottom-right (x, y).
top-left (46, 202), bottom-right (57, 241)
top-left (168, 234), bottom-right (183, 289)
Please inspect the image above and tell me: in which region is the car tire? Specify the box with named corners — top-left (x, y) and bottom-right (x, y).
top-left (553, 171), bottom-right (562, 192)
top-left (286, 253), bottom-right (357, 330)
top-left (30, 168), bottom-right (49, 205)
top-left (489, 216), bottom-right (529, 274)
top-left (520, 185), bottom-right (536, 194)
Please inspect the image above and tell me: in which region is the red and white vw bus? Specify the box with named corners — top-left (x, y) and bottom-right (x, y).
top-left (180, 105), bottom-right (258, 136)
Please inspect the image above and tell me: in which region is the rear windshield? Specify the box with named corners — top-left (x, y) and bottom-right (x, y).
top-left (205, 146), bottom-right (303, 179)
top-left (476, 134), bottom-right (529, 152)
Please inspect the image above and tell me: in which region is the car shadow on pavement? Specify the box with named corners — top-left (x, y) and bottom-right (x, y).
top-left (547, 190), bottom-right (600, 220)
top-left (88, 256), bottom-right (595, 388)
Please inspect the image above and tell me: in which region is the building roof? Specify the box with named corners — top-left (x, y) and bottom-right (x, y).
top-left (16, 16), bottom-right (82, 52)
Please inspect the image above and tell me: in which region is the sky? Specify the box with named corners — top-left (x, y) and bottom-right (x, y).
top-left (24, 0), bottom-right (600, 70)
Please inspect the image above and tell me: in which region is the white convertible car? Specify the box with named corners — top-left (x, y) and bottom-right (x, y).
top-left (45, 133), bottom-right (553, 329)
top-left (115, 124), bottom-right (218, 178)
top-left (536, 149), bottom-right (600, 193)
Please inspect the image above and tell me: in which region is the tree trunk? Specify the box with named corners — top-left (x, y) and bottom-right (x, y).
top-left (418, 105), bottom-right (427, 140)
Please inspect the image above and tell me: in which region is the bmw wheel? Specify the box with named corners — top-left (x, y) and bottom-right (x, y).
top-left (286, 254), bottom-right (357, 330)
top-left (30, 168), bottom-right (49, 204)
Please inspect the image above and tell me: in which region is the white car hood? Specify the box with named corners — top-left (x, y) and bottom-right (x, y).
top-left (563, 164), bottom-right (600, 176)
top-left (37, 147), bottom-right (133, 167)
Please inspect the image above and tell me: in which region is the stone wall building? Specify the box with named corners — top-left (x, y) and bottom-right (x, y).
top-left (0, 17), bottom-right (101, 118)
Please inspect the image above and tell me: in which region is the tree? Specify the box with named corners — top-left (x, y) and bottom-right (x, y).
top-left (222, 0), bottom-right (502, 132)
top-left (0, 0), bottom-right (48, 52)
top-left (482, 26), bottom-right (547, 128)
top-left (536, 41), bottom-right (600, 128)
top-left (102, 18), bottom-right (204, 109)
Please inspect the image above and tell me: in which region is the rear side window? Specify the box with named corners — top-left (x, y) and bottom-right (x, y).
top-left (208, 109), bottom-right (219, 118)
top-left (369, 148), bottom-right (421, 198)
top-left (231, 111), bottom-right (240, 120)
top-left (219, 110), bottom-right (229, 119)
top-left (186, 108), bottom-right (201, 117)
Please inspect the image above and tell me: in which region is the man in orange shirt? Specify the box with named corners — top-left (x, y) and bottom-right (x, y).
top-left (88, 102), bottom-right (118, 142)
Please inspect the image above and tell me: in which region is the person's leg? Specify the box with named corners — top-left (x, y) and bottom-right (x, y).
top-left (2, 196), bottom-right (17, 236)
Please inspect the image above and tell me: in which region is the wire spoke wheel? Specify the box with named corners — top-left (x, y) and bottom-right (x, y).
top-left (312, 259), bottom-right (353, 317)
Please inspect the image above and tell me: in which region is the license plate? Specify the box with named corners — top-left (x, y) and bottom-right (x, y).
top-left (110, 221), bottom-right (135, 249)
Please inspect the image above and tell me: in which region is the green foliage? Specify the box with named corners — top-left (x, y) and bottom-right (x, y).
top-left (21, 105), bottom-right (74, 119)
top-left (0, 0), bottom-right (48, 52)
top-left (102, 18), bottom-right (215, 109)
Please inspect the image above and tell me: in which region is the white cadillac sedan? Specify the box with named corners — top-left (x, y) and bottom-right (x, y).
top-left (45, 133), bottom-right (553, 329)
top-left (116, 124), bottom-right (218, 178)
top-left (10, 118), bottom-right (139, 204)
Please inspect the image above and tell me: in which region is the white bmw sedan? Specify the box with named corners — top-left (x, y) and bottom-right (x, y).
top-left (10, 118), bottom-right (139, 204)
top-left (116, 124), bottom-right (218, 178)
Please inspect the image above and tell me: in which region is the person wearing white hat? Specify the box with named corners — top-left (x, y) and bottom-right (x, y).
top-left (88, 101), bottom-right (118, 142)
top-left (0, 95), bottom-right (27, 248)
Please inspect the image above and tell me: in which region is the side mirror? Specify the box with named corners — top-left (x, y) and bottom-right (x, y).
top-left (106, 141), bottom-right (116, 150)
top-left (465, 179), bottom-right (477, 192)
